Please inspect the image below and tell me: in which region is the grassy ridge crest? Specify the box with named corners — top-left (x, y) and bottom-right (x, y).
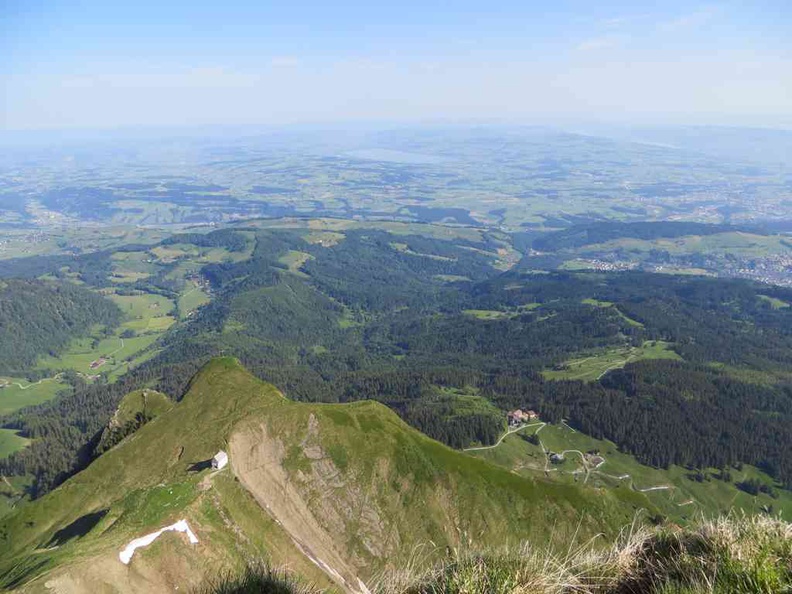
top-left (1, 358), bottom-right (658, 592)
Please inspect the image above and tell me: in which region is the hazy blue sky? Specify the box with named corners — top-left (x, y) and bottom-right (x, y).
top-left (1, 0), bottom-right (790, 130)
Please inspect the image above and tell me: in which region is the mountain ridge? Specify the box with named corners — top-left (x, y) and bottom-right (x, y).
top-left (0, 358), bottom-right (657, 593)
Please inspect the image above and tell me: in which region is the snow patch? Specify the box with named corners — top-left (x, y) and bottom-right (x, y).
top-left (119, 519), bottom-right (198, 565)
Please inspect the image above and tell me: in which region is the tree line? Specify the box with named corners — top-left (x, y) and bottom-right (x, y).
top-left (3, 227), bottom-right (792, 497)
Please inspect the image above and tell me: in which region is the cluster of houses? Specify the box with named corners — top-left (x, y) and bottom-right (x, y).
top-left (507, 409), bottom-right (539, 427)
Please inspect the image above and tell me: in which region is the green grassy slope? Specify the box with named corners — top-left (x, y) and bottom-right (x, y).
top-left (0, 429), bottom-right (30, 458)
top-left (579, 231), bottom-right (789, 258)
top-left (0, 359), bottom-right (329, 592)
top-left (0, 359), bottom-right (660, 593)
top-left (31, 289), bottom-right (176, 379)
top-left (542, 341), bottom-right (681, 382)
top-left (229, 396), bottom-right (652, 582)
top-left (0, 378), bottom-right (67, 416)
top-left (470, 423), bottom-right (792, 523)
top-left (114, 389), bottom-right (173, 420)
top-left (381, 514), bottom-right (792, 594)
top-left (95, 389), bottom-right (174, 453)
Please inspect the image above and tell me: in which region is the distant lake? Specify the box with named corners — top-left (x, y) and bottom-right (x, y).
top-left (344, 149), bottom-right (452, 165)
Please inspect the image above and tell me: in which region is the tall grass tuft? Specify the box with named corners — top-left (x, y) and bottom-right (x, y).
top-left (197, 515), bottom-right (791, 594)
top-left (193, 564), bottom-right (318, 594)
top-left (373, 513), bottom-right (792, 594)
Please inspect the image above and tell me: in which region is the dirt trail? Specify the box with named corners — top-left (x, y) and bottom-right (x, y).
top-left (229, 422), bottom-right (371, 594)
top-left (108, 338), bottom-right (125, 357)
top-left (463, 422), bottom-right (544, 452)
top-left (637, 485), bottom-right (673, 493)
top-left (471, 421), bottom-right (687, 500)
top-left (0, 373), bottom-right (63, 390)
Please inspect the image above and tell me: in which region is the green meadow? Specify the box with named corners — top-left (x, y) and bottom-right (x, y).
top-left (470, 422), bottom-right (792, 522)
top-left (0, 429), bottom-right (30, 458)
top-left (0, 377), bottom-right (67, 415)
top-left (32, 291), bottom-right (175, 377)
top-left (178, 281), bottom-right (211, 318)
top-left (542, 341), bottom-right (681, 381)
top-left (579, 232), bottom-right (790, 258)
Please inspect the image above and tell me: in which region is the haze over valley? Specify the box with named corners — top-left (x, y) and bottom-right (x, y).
top-left (2, 1), bottom-right (792, 593)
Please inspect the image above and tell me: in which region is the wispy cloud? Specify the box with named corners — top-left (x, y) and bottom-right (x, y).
top-left (661, 6), bottom-right (720, 31)
top-left (600, 16), bottom-right (629, 28)
top-left (599, 13), bottom-right (654, 29)
top-left (270, 56), bottom-right (300, 68)
top-left (576, 35), bottom-right (624, 52)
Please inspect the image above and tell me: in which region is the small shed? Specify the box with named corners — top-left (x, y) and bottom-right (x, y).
top-left (212, 450), bottom-right (228, 470)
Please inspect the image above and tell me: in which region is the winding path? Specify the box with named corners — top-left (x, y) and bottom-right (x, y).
top-left (637, 485), bottom-right (673, 493)
top-left (466, 420), bottom-right (695, 505)
top-left (0, 373), bottom-right (63, 390)
top-left (463, 422), bottom-right (545, 452)
top-left (107, 338), bottom-right (125, 357)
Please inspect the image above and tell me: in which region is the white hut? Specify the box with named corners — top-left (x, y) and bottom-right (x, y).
top-left (212, 450), bottom-right (228, 470)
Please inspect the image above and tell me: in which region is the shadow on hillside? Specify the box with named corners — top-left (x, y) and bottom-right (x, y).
top-left (46, 509), bottom-right (108, 548)
top-left (187, 459), bottom-right (213, 472)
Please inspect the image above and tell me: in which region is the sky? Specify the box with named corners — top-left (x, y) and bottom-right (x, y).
top-left (1, 0), bottom-right (791, 130)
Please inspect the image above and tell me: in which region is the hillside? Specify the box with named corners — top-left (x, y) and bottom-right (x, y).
top-left (5, 226), bottom-right (792, 505)
top-left (531, 221), bottom-right (740, 252)
top-left (0, 358), bottom-right (660, 593)
top-left (0, 279), bottom-right (122, 374)
top-left (468, 421), bottom-right (792, 522)
top-left (380, 514), bottom-right (792, 594)
top-left (95, 389), bottom-right (173, 454)
top-left (519, 221), bottom-right (792, 286)
top-left (194, 514), bottom-right (792, 594)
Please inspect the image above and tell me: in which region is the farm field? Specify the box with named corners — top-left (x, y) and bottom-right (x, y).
top-left (542, 341), bottom-right (681, 381)
top-left (151, 244), bottom-right (251, 264)
top-left (32, 291), bottom-right (175, 377)
top-left (177, 281), bottom-right (211, 318)
top-left (153, 242), bottom-right (254, 266)
top-left (469, 422), bottom-right (792, 522)
top-left (109, 270), bottom-right (151, 284)
top-left (579, 232), bottom-right (791, 258)
top-left (110, 292), bottom-right (176, 332)
top-left (653, 266), bottom-right (715, 276)
top-left (0, 377), bottom-right (67, 415)
top-left (110, 240), bottom-right (253, 286)
top-left (0, 227), bottom-right (167, 261)
top-left (463, 303), bottom-right (541, 320)
top-left (35, 334), bottom-right (160, 375)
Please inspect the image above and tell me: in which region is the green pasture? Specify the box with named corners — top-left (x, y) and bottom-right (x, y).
top-left (0, 377), bottom-right (68, 415)
top-left (471, 423), bottom-right (792, 522)
top-left (178, 282), bottom-right (211, 318)
top-left (0, 429), bottom-right (30, 459)
top-left (542, 341), bottom-right (681, 382)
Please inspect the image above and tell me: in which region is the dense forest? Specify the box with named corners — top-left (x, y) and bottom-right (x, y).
top-left (0, 251), bottom-right (115, 287)
top-left (2, 227), bottom-right (792, 497)
top-left (0, 279), bottom-right (121, 374)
